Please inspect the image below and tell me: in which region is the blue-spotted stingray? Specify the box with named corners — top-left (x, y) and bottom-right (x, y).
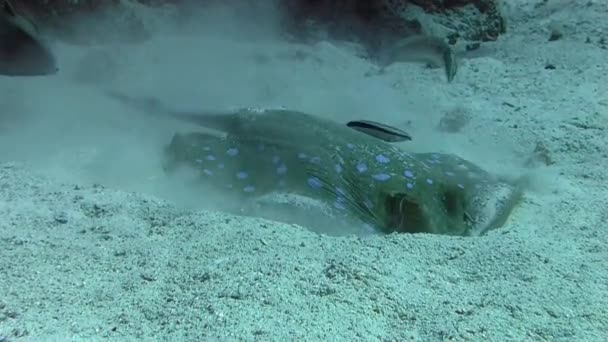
top-left (112, 94), bottom-right (523, 236)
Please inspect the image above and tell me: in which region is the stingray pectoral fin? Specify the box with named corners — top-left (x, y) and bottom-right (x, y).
top-left (467, 179), bottom-right (524, 236)
top-left (302, 159), bottom-right (386, 230)
top-left (346, 120), bottom-right (412, 142)
top-left (161, 130), bottom-right (236, 176)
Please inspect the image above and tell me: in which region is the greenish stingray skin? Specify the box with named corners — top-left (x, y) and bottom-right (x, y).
top-left (162, 109), bottom-right (523, 236)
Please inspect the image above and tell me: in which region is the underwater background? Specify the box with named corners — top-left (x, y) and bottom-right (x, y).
top-left (1, 0), bottom-right (607, 340)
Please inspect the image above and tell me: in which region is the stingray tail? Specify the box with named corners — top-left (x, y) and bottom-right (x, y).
top-left (106, 91), bottom-right (244, 134)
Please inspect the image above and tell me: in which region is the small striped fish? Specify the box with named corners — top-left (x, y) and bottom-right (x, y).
top-left (346, 120), bottom-right (411, 142)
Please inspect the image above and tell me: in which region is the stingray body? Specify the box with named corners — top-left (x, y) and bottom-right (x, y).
top-left (161, 109), bottom-right (523, 236)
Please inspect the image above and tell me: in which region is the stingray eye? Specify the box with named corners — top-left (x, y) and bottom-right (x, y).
top-left (383, 193), bottom-right (430, 234)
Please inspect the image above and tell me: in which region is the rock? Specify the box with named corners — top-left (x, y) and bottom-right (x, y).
top-left (9, 0), bottom-right (172, 44)
top-left (401, 0), bottom-right (507, 42)
top-left (281, 0), bottom-right (507, 53)
top-left (437, 106), bottom-right (471, 133)
top-left (12, 0), bottom-right (507, 50)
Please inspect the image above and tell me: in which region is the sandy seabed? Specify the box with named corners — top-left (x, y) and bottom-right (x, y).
top-left (1, 1), bottom-right (607, 340)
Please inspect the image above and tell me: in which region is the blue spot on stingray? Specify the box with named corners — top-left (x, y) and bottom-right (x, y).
top-left (257, 143), bottom-right (265, 151)
top-left (203, 169), bottom-right (213, 176)
top-left (206, 154), bottom-right (216, 161)
top-left (334, 201), bottom-right (346, 210)
top-left (203, 146), bottom-right (211, 151)
top-left (426, 178), bottom-right (434, 185)
top-left (457, 183), bottom-right (465, 189)
top-left (226, 148), bottom-right (239, 156)
top-left (431, 154), bottom-right (441, 159)
top-left (237, 171), bottom-right (249, 180)
top-left (243, 185), bottom-right (255, 193)
top-left (218, 163), bottom-right (225, 169)
top-left (372, 173), bottom-right (391, 181)
top-left (195, 159), bottom-right (203, 164)
top-left (307, 177), bottom-right (323, 189)
top-left (309, 156), bottom-right (321, 164)
top-left (375, 154), bottom-right (390, 164)
top-left (335, 164), bottom-right (343, 174)
top-left (272, 156), bottom-right (281, 164)
top-left (297, 152), bottom-right (307, 159)
top-left (356, 162), bottom-right (368, 173)
top-left (346, 143), bottom-right (355, 149)
top-left (445, 171), bottom-right (455, 177)
top-left (406, 182), bottom-right (414, 189)
top-left (364, 198), bottom-right (374, 209)
top-left (404, 170), bottom-right (414, 178)
top-left (276, 164), bottom-right (287, 175)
